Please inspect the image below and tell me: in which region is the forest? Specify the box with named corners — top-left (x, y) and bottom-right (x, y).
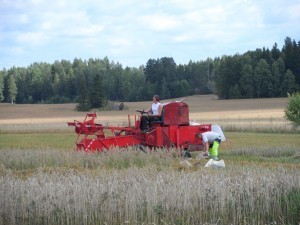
top-left (0, 37), bottom-right (299, 109)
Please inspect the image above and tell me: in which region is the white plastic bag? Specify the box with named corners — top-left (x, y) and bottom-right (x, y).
top-left (205, 159), bottom-right (225, 168)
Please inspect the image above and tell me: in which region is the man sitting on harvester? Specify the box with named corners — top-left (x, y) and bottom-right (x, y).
top-left (140, 95), bottom-right (163, 132)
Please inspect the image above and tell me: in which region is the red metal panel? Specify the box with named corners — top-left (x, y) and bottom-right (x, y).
top-left (146, 132), bottom-right (157, 146)
top-left (156, 127), bottom-right (163, 146)
top-left (167, 125), bottom-right (178, 147)
top-left (176, 124), bottom-right (212, 149)
top-left (146, 127), bottom-right (172, 147)
top-left (163, 102), bottom-right (189, 125)
top-left (77, 135), bottom-right (142, 151)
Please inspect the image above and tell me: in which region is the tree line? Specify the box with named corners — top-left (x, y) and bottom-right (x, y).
top-left (0, 37), bottom-right (299, 109)
top-left (215, 37), bottom-right (299, 99)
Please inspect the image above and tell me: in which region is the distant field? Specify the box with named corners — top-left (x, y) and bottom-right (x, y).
top-left (0, 95), bottom-right (291, 132)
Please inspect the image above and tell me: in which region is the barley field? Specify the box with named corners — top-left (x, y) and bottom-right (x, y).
top-left (0, 95), bottom-right (299, 225)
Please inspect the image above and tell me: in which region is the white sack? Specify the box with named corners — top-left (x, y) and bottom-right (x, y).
top-left (205, 159), bottom-right (225, 168)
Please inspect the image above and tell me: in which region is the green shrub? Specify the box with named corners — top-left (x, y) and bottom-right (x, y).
top-left (284, 92), bottom-right (300, 128)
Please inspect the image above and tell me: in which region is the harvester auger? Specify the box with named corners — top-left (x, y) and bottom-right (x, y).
top-left (67, 100), bottom-right (225, 152)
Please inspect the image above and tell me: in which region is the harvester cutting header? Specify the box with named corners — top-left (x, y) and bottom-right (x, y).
top-left (67, 98), bottom-right (225, 155)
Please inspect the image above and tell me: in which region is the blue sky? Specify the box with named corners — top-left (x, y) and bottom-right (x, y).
top-left (0, 0), bottom-right (299, 69)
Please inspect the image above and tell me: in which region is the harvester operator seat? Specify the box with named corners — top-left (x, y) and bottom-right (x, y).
top-left (149, 107), bottom-right (165, 125)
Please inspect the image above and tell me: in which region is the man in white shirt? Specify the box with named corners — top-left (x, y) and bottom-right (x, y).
top-left (199, 131), bottom-right (222, 160)
top-left (140, 95), bottom-right (163, 132)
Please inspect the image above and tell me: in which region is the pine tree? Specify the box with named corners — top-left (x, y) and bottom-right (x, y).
top-left (76, 75), bottom-right (91, 111)
top-left (239, 64), bottom-right (254, 98)
top-left (282, 70), bottom-right (297, 95)
top-left (91, 73), bottom-right (106, 108)
top-left (7, 74), bottom-right (18, 104)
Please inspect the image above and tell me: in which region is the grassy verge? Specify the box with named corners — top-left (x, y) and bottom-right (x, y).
top-left (1, 131), bottom-right (300, 150)
top-left (0, 133), bottom-right (75, 150)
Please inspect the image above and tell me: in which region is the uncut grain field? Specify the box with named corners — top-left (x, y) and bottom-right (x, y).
top-left (0, 95), bottom-right (299, 225)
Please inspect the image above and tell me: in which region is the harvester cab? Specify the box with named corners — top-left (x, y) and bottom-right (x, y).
top-left (67, 99), bottom-right (225, 153)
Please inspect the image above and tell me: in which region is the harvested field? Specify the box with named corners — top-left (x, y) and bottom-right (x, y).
top-left (0, 95), bottom-right (291, 132)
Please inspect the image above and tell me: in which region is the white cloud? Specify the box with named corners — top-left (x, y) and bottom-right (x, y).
top-left (9, 46), bottom-right (24, 55)
top-left (38, 11), bottom-right (104, 37)
top-left (285, 3), bottom-right (300, 21)
top-left (109, 37), bottom-right (132, 47)
top-left (139, 14), bottom-right (181, 31)
top-left (16, 32), bottom-right (49, 45)
top-left (18, 14), bottom-right (29, 24)
top-left (0, 0), bottom-right (299, 68)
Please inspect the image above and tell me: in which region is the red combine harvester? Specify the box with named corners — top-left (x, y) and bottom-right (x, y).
top-left (67, 100), bottom-right (225, 154)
